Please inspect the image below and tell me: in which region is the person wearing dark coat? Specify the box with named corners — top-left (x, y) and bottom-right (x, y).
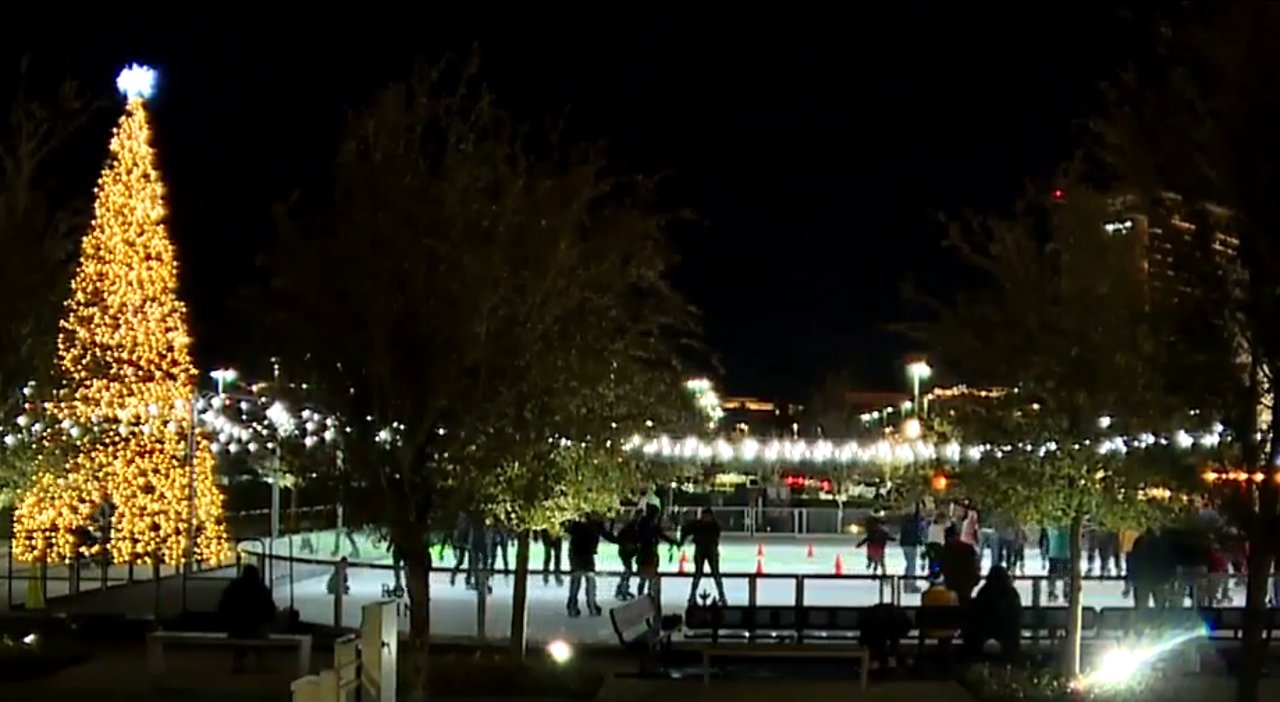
top-left (614, 516), bottom-right (641, 600)
top-left (684, 508), bottom-right (727, 605)
top-left (899, 508), bottom-right (925, 592)
top-left (941, 528), bottom-right (980, 605)
top-left (1130, 529), bottom-right (1176, 610)
top-left (963, 565), bottom-right (1022, 662)
top-left (634, 504), bottom-right (680, 598)
top-left (217, 565), bottom-right (277, 672)
top-left (540, 526), bottom-right (565, 586)
top-left (565, 515), bottom-right (617, 617)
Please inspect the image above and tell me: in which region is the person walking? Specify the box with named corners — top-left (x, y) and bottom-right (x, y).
top-left (900, 507), bottom-right (925, 593)
top-left (684, 508), bottom-right (728, 605)
top-left (565, 514), bottom-right (616, 617)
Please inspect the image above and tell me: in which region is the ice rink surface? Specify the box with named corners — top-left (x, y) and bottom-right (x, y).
top-left (256, 531), bottom-right (1245, 645)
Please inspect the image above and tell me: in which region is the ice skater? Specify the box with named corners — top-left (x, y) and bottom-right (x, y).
top-left (487, 526), bottom-right (510, 578)
top-left (614, 515), bottom-right (640, 600)
top-left (684, 508), bottom-right (727, 605)
top-left (540, 527), bottom-right (564, 586)
top-left (565, 514), bottom-right (616, 617)
top-left (858, 518), bottom-right (895, 577)
top-left (634, 504), bottom-right (680, 598)
top-left (467, 515), bottom-right (494, 594)
top-left (448, 513), bottom-right (471, 587)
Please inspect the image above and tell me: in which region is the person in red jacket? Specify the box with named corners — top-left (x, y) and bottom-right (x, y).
top-left (858, 519), bottom-right (896, 577)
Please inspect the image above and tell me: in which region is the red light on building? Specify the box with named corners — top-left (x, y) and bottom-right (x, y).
top-left (1052, 189), bottom-right (1064, 200)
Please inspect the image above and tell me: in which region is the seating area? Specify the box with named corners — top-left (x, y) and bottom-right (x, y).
top-left (683, 604), bottom-right (1274, 643)
top-left (145, 630), bottom-right (313, 676)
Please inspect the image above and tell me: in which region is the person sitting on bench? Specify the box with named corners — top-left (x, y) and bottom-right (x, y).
top-left (217, 565), bottom-right (278, 672)
top-left (963, 565), bottom-right (1021, 663)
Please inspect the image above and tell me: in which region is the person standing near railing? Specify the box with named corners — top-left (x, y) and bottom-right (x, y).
top-left (941, 527), bottom-right (979, 605)
top-left (900, 507), bottom-right (925, 593)
top-left (684, 508), bottom-right (727, 605)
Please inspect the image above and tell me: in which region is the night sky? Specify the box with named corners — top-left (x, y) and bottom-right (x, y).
top-left (8, 8), bottom-right (1140, 401)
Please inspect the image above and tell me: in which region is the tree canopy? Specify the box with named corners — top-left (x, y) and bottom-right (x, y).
top-left (268, 55), bottom-right (700, 691)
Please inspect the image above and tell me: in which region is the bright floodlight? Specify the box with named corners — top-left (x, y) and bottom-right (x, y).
top-left (116, 64), bottom-right (157, 100)
top-left (1086, 646), bottom-right (1143, 687)
top-left (546, 638), bottom-right (574, 664)
top-left (907, 360), bottom-right (932, 380)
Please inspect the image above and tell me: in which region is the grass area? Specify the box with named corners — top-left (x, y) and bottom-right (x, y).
top-left (399, 652), bottom-right (605, 698)
top-left (961, 663), bottom-right (1162, 702)
top-left (0, 627), bottom-right (90, 682)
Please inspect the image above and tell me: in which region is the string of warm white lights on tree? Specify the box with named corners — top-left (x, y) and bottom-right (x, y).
top-left (11, 65), bottom-right (227, 566)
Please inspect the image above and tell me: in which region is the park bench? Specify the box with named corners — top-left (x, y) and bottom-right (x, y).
top-left (610, 595), bottom-right (675, 674)
top-left (146, 630), bottom-right (313, 676)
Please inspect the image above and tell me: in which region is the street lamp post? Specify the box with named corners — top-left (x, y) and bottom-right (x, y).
top-left (907, 360), bottom-right (932, 417)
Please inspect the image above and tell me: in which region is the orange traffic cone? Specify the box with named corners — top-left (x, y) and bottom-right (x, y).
top-left (834, 554), bottom-right (844, 576)
top-left (806, 543), bottom-right (815, 558)
top-left (757, 543), bottom-right (765, 558)
top-left (755, 555), bottom-right (765, 575)
top-left (678, 551), bottom-right (688, 575)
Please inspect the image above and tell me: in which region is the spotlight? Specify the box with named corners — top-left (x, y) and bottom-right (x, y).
top-left (546, 638), bottom-right (574, 664)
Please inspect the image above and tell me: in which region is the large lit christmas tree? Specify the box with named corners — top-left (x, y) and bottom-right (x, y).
top-left (12, 65), bottom-right (226, 565)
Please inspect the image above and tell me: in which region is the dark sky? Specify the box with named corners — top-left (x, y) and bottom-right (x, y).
top-left (9, 8), bottom-right (1138, 401)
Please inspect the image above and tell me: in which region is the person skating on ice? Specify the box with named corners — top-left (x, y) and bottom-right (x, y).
top-left (858, 517), bottom-right (895, 577)
top-left (635, 503), bottom-right (680, 598)
top-left (899, 506), bottom-right (925, 592)
top-left (565, 514), bottom-right (617, 617)
top-left (684, 508), bottom-right (727, 605)
top-left (540, 526), bottom-right (565, 586)
top-left (614, 515), bottom-right (640, 600)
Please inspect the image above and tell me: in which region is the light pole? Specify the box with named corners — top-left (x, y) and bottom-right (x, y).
top-left (907, 360), bottom-right (932, 417)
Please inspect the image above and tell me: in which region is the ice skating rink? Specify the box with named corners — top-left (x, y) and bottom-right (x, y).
top-left (248, 531), bottom-right (1240, 645)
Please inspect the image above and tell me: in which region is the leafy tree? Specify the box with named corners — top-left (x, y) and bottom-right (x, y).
top-left (0, 59), bottom-right (99, 504)
top-left (921, 186), bottom-right (1196, 676)
top-left (1097, 7), bottom-right (1280, 699)
top-left (270, 54), bottom-right (699, 693)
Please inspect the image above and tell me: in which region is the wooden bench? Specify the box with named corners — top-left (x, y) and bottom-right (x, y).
top-left (690, 641), bottom-right (869, 690)
top-left (146, 631), bottom-right (313, 676)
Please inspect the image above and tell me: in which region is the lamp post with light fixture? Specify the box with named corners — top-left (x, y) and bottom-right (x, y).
top-left (907, 360), bottom-right (932, 417)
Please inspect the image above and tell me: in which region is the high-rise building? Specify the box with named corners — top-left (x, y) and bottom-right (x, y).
top-left (1106, 193), bottom-right (1268, 430)
top-left (1106, 192), bottom-right (1240, 305)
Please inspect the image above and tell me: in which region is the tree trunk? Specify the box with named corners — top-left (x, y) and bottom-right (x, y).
top-left (404, 545), bottom-right (432, 701)
top-left (1237, 509), bottom-right (1273, 702)
top-left (1236, 379), bottom-right (1275, 702)
top-left (510, 532), bottom-right (531, 658)
top-left (1064, 513), bottom-right (1085, 679)
top-left (288, 484), bottom-right (300, 532)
